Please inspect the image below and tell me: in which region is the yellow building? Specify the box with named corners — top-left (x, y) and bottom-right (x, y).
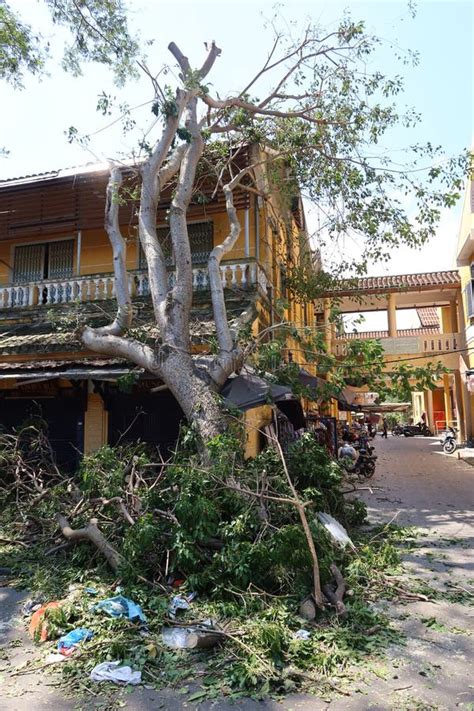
top-left (0, 149), bottom-right (316, 465)
top-left (456, 178), bottom-right (474, 439)
top-left (318, 270), bottom-right (467, 436)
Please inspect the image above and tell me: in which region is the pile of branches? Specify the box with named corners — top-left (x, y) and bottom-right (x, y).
top-left (2, 425), bottom-right (415, 697)
top-left (1, 422), bottom-right (366, 619)
top-left (0, 421), bottom-right (64, 497)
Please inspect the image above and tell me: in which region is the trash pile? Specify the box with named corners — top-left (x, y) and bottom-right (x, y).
top-left (20, 583), bottom-right (228, 686)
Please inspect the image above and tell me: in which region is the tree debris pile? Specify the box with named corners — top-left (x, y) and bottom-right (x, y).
top-left (1, 422), bottom-right (405, 698)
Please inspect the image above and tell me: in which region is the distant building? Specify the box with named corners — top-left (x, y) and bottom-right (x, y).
top-left (318, 270), bottom-right (466, 436)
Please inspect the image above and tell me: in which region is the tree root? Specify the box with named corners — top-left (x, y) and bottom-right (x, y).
top-left (56, 514), bottom-right (122, 572)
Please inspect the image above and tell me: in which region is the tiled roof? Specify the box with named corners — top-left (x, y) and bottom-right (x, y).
top-left (328, 270), bottom-right (460, 295)
top-left (0, 357), bottom-right (126, 372)
top-left (343, 327), bottom-right (440, 340)
top-left (0, 295), bottom-right (255, 356)
top-left (416, 307), bottom-right (440, 328)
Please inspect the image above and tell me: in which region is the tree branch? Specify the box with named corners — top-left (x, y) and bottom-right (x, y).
top-left (56, 514), bottom-right (122, 572)
top-left (81, 328), bottom-right (160, 374)
top-left (85, 166), bottom-right (132, 337)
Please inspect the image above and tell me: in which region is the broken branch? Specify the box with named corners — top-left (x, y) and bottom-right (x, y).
top-left (56, 514), bottom-right (122, 572)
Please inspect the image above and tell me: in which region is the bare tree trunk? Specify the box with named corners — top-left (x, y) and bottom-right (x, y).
top-left (160, 351), bottom-right (226, 443)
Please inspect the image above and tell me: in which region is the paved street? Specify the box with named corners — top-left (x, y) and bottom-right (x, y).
top-left (1, 435), bottom-right (473, 710)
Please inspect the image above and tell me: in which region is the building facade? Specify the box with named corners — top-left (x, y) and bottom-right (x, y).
top-left (318, 270), bottom-right (468, 436)
top-left (0, 149), bottom-right (316, 466)
top-left (456, 178), bottom-right (474, 439)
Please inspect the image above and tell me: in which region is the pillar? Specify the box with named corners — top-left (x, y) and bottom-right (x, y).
top-left (387, 293), bottom-right (397, 337)
top-left (443, 373), bottom-right (453, 427)
top-left (323, 298), bottom-right (332, 352)
top-left (424, 389), bottom-right (434, 431)
top-left (453, 370), bottom-right (466, 442)
top-left (462, 380), bottom-right (473, 441)
top-left (84, 391), bottom-right (108, 453)
top-left (449, 300), bottom-right (459, 333)
top-left (457, 297), bottom-right (466, 345)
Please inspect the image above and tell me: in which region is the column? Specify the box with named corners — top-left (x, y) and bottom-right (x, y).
top-left (443, 373), bottom-right (453, 427)
top-left (387, 293), bottom-right (397, 337)
top-left (323, 298), bottom-right (332, 352)
top-left (84, 390), bottom-right (108, 453)
top-left (462, 380), bottom-right (473, 441)
top-left (453, 370), bottom-right (466, 442)
top-left (457, 297), bottom-right (466, 347)
top-left (424, 389), bottom-right (434, 432)
top-left (449, 300), bottom-right (458, 333)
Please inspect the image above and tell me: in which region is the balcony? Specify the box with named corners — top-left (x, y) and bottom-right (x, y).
top-left (334, 332), bottom-right (462, 357)
top-left (0, 259), bottom-right (269, 310)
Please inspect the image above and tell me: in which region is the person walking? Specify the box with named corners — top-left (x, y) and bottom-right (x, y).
top-left (382, 417), bottom-right (388, 439)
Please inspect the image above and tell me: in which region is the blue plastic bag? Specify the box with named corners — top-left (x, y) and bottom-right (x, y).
top-left (94, 595), bottom-right (147, 623)
top-left (57, 628), bottom-right (94, 654)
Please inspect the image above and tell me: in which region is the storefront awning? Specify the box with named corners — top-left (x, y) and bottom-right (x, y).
top-left (221, 373), bottom-right (295, 411)
top-left (355, 402), bottom-right (411, 414)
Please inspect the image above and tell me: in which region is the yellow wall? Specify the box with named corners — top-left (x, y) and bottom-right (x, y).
top-left (244, 404), bottom-right (273, 458)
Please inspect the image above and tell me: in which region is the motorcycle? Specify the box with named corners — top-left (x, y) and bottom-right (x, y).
top-left (440, 426), bottom-right (457, 454)
top-left (392, 425), bottom-right (403, 436)
top-left (356, 448), bottom-right (377, 478)
top-left (402, 422), bottom-right (433, 437)
top-left (340, 446), bottom-right (377, 479)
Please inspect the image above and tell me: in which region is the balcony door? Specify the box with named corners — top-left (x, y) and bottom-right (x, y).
top-left (13, 239), bottom-right (75, 284)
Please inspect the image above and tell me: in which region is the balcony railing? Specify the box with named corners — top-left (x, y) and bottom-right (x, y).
top-left (0, 259), bottom-right (270, 310)
top-left (334, 333), bottom-right (461, 357)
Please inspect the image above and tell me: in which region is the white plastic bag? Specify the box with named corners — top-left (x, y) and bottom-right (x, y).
top-left (90, 660), bottom-right (142, 685)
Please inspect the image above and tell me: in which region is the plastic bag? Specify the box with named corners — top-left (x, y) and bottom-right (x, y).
top-left (168, 592), bottom-right (197, 619)
top-left (90, 660), bottom-right (142, 685)
top-left (293, 629), bottom-right (311, 641)
top-left (57, 628), bottom-right (94, 655)
top-left (93, 595), bottom-right (146, 622)
top-left (28, 601), bottom-right (61, 642)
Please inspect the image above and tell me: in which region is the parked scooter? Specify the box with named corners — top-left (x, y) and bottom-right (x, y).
top-left (339, 445), bottom-right (377, 479)
top-left (355, 448), bottom-right (377, 478)
top-left (392, 424), bottom-right (403, 437)
top-left (402, 422), bottom-right (433, 437)
top-left (440, 426), bottom-right (457, 454)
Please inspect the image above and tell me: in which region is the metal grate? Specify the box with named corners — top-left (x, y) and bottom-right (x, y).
top-left (13, 244), bottom-right (45, 283)
top-left (48, 240), bottom-right (74, 279)
top-left (13, 240), bottom-right (74, 284)
top-left (139, 222), bottom-right (213, 269)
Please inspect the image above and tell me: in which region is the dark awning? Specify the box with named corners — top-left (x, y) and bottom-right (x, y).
top-left (221, 373), bottom-right (294, 412)
top-left (297, 368), bottom-right (329, 400)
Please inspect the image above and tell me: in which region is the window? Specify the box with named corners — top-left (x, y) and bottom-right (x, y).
top-left (464, 264), bottom-right (474, 318)
top-left (138, 222), bottom-right (213, 269)
top-left (465, 279), bottom-right (474, 318)
top-left (13, 239), bottom-right (74, 283)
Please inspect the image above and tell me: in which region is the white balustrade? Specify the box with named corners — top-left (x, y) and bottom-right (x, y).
top-left (334, 333), bottom-right (462, 357)
top-left (1, 260), bottom-right (263, 309)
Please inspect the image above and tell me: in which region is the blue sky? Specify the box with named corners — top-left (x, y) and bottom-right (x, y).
top-left (0, 0), bottom-right (472, 277)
